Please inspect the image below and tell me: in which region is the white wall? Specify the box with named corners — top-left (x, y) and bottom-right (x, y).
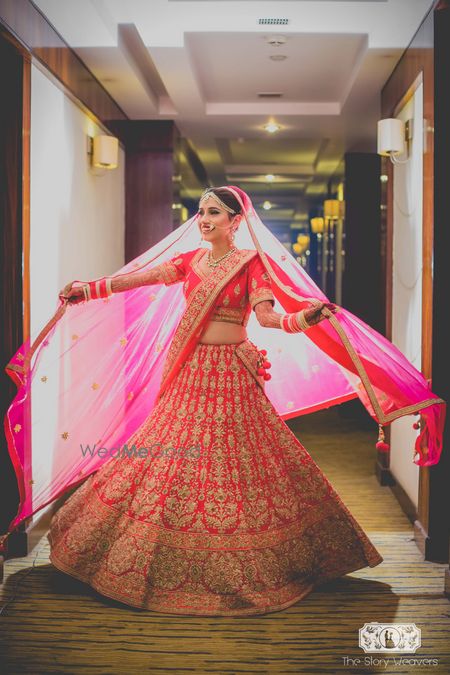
top-left (29, 63), bottom-right (125, 518)
top-left (390, 81), bottom-right (423, 508)
top-left (30, 64), bottom-right (125, 342)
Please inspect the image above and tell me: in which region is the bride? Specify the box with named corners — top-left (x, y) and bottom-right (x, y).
top-left (47, 186), bottom-right (383, 616)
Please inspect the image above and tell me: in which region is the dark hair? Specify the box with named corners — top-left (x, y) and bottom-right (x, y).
top-left (207, 187), bottom-right (242, 218)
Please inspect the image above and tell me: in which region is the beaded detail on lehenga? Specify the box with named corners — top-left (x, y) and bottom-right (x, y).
top-left (48, 340), bottom-right (383, 616)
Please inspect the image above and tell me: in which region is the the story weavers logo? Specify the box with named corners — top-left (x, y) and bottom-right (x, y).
top-left (359, 623), bottom-right (421, 653)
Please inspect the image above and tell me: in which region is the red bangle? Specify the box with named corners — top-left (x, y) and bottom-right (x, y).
top-left (280, 314), bottom-right (291, 332)
top-left (99, 278), bottom-right (107, 298)
top-left (280, 312), bottom-right (308, 333)
top-left (88, 281), bottom-right (98, 299)
top-left (87, 278), bottom-right (112, 300)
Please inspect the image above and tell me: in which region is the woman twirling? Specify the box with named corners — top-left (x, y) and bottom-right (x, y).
top-left (3, 186), bottom-right (444, 616)
top-left (47, 186), bottom-right (383, 616)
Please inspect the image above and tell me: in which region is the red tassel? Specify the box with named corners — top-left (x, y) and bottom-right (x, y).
top-left (376, 441), bottom-right (390, 452)
top-left (376, 424), bottom-right (390, 452)
top-left (263, 372), bottom-right (272, 381)
top-left (413, 422), bottom-right (420, 430)
top-left (260, 349), bottom-right (267, 356)
top-left (263, 361), bottom-right (271, 369)
top-left (257, 367), bottom-right (265, 376)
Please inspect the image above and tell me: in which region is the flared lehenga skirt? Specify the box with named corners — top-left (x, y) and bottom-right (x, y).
top-left (48, 339), bottom-right (383, 616)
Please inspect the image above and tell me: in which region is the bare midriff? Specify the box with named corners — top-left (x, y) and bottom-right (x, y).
top-left (198, 320), bottom-right (247, 345)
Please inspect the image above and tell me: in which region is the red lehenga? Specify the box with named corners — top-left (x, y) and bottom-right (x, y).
top-left (47, 247), bottom-right (383, 616)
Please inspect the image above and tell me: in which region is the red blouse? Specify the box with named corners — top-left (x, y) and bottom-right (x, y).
top-left (156, 248), bottom-right (274, 327)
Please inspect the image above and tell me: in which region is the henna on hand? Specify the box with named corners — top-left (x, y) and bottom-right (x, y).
top-left (304, 302), bottom-right (337, 326)
top-left (59, 283), bottom-right (84, 304)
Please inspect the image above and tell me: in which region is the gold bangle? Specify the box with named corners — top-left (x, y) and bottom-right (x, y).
top-left (288, 313), bottom-right (298, 333)
top-left (106, 277), bottom-right (113, 297)
top-left (296, 310), bottom-right (310, 331)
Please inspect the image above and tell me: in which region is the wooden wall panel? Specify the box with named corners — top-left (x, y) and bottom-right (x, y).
top-left (108, 121), bottom-right (179, 262)
top-left (0, 0), bottom-right (126, 123)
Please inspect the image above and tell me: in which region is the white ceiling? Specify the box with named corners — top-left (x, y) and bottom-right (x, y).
top-left (33, 0), bottom-right (435, 226)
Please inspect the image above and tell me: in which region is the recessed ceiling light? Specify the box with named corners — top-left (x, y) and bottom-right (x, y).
top-left (263, 122), bottom-right (281, 133)
top-left (265, 174), bottom-right (275, 182)
top-left (270, 54), bottom-right (287, 61)
top-left (263, 201), bottom-right (272, 210)
top-left (265, 35), bottom-right (287, 46)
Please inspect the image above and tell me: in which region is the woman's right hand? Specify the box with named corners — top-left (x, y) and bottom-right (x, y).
top-left (59, 282), bottom-right (85, 304)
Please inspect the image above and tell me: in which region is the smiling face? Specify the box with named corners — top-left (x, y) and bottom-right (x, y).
top-left (197, 197), bottom-right (241, 246)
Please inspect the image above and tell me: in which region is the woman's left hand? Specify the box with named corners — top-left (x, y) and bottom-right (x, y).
top-left (304, 301), bottom-right (337, 326)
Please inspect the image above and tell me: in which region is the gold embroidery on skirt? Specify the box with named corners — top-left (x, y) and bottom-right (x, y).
top-left (48, 342), bottom-right (383, 616)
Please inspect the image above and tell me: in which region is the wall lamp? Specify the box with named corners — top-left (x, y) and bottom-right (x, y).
top-left (377, 118), bottom-right (413, 165)
top-left (323, 199), bottom-right (344, 220)
top-left (88, 134), bottom-right (119, 170)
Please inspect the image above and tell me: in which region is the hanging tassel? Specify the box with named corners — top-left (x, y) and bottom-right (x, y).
top-left (376, 423), bottom-right (390, 452)
top-left (257, 349), bottom-right (272, 381)
top-left (412, 414), bottom-right (423, 463)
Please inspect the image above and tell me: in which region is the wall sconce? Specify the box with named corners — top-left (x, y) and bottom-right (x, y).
top-left (296, 233), bottom-right (310, 254)
top-left (377, 118), bottom-right (413, 165)
top-left (323, 199), bottom-right (341, 220)
top-left (88, 134), bottom-right (119, 170)
top-left (310, 217), bottom-right (324, 234)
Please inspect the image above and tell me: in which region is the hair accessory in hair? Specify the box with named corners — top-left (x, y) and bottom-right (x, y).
top-left (199, 188), bottom-right (237, 215)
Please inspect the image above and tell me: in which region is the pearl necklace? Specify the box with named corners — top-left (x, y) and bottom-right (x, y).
top-left (206, 246), bottom-right (237, 268)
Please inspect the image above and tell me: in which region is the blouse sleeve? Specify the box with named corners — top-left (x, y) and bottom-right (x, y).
top-left (153, 252), bottom-right (188, 286)
top-left (248, 255), bottom-right (275, 310)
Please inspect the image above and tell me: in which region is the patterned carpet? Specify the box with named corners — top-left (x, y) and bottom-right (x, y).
top-left (1, 408), bottom-right (449, 674)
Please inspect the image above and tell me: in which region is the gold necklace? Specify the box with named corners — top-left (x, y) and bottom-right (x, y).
top-left (206, 246), bottom-right (237, 268)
